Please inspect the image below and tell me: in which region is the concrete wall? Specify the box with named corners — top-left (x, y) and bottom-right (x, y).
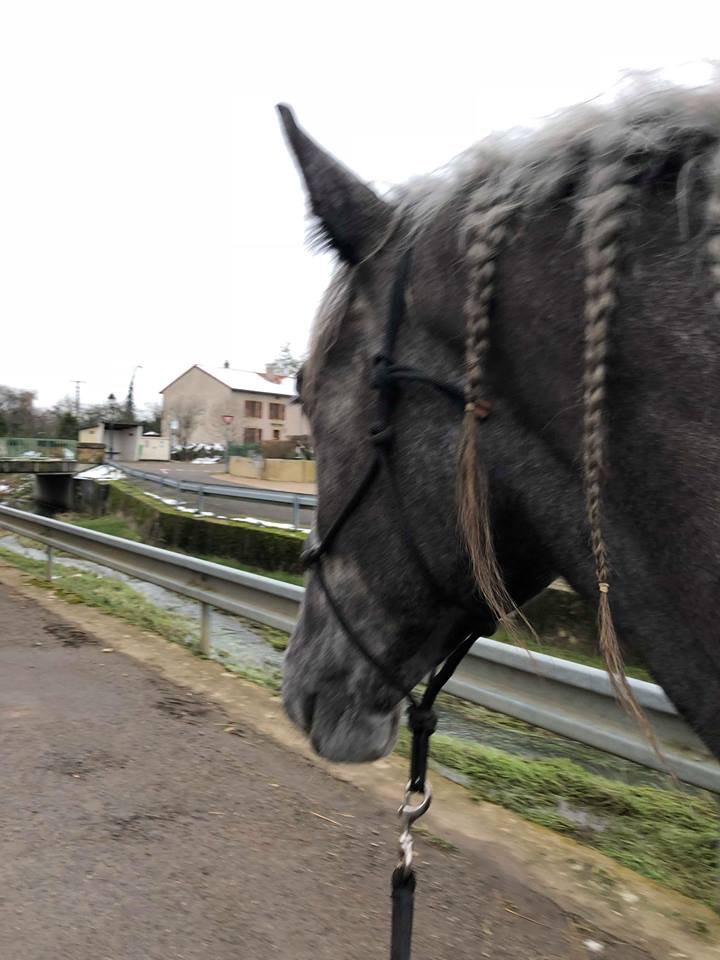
top-left (104, 426), bottom-right (142, 461)
top-left (79, 425), bottom-right (105, 444)
top-left (229, 456), bottom-right (316, 484)
top-left (229, 457), bottom-right (263, 479)
top-left (77, 442), bottom-right (105, 464)
top-left (264, 459), bottom-right (316, 483)
top-left (137, 436), bottom-right (170, 461)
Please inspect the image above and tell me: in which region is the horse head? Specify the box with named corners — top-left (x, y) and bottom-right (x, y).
top-left (277, 105), bottom-right (553, 761)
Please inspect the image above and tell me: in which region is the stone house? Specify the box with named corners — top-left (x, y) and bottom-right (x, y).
top-left (160, 364), bottom-right (309, 447)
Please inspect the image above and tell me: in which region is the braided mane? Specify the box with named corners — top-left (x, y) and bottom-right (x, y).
top-left (454, 79), bottom-right (720, 737)
top-left (302, 79), bottom-right (720, 734)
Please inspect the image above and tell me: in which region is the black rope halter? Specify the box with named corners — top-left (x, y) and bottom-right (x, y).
top-left (301, 247), bottom-right (482, 959)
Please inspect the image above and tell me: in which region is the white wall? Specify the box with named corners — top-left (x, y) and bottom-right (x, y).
top-left (138, 436), bottom-right (170, 461)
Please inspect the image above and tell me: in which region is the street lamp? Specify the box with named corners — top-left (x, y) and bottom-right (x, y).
top-left (107, 393), bottom-right (117, 460)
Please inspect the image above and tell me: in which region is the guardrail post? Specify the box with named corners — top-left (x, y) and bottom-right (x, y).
top-left (197, 486), bottom-right (204, 513)
top-left (292, 496), bottom-right (300, 529)
top-left (199, 603), bottom-right (211, 655)
top-left (46, 545), bottom-right (54, 581)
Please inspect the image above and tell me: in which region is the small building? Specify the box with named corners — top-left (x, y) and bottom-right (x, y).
top-left (78, 422), bottom-right (170, 462)
top-left (160, 364), bottom-right (310, 448)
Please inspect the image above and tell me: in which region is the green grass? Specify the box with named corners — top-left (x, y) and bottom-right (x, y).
top-left (492, 624), bottom-right (653, 682)
top-left (397, 727), bottom-right (719, 907)
top-left (59, 513), bottom-right (142, 541)
top-left (198, 553), bottom-right (303, 587)
top-left (0, 544), bottom-right (196, 648)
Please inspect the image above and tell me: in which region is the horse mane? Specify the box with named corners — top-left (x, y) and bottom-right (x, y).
top-left (452, 77), bottom-right (720, 742)
top-left (304, 77), bottom-right (720, 738)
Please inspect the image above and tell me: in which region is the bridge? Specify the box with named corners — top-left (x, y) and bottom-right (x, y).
top-left (0, 437), bottom-right (78, 506)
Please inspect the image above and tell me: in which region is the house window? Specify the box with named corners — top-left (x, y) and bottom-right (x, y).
top-left (244, 428), bottom-right (262, 444)
top-left (272, 429), bottom-right (280, 440)
top-left (245, 400), bottom-right (262, 418)
top-left (269, 402), bottom-right (285, 420)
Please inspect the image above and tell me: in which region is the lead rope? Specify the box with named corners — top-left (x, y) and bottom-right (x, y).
top-left (299, 245), bottom-right (480, 957)
top-left (390, 635), bottom-right (476, 960)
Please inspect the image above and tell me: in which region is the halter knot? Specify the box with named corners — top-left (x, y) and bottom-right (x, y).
top-left (371, 354), bottom-right (393, 392)
top-left (300, 543), bottom-right (322, 570)
top-left (406, 703), bottom-right (438, 737)
top-left (370, 424), bottom-right (395, 447)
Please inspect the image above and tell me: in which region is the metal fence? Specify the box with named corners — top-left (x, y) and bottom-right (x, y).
top-left (0, 502), bottom-right (717, 794)
top-left (0, 438), bottom-right (77, 460)
top-left (116, 463), bottom-right (317, 528)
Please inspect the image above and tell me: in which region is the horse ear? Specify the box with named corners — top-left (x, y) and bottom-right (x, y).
top-left (277, 104), bottom-right (393, 265)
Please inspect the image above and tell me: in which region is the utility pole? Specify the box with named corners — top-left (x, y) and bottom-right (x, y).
top-left (71, 380), bottom-right (85, 419)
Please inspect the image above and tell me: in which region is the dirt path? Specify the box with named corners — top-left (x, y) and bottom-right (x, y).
top-left (0, 578), bottom-right (702, 959)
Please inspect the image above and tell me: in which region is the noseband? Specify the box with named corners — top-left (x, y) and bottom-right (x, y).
top-left (301, 248), bottom-right (481, 959)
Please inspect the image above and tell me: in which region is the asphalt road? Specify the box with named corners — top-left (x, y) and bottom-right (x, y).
top-left (116, 461), bottom-right (315, 527)
top-left (0, 580), bottom-right (654, 960)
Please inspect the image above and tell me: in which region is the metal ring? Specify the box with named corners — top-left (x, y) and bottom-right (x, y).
top-left (398, 781), bottom-right (432, 824)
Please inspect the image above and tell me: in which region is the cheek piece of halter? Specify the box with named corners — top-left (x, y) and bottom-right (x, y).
top-left (301, 248), bottom-right (483, 960)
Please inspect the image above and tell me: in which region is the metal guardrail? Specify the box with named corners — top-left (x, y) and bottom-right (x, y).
top-left (0, 437), bottom-right (77, 460)
top-left (0, 503), bottom-right (717, 793)
top-left (115, 463), bottom-right (316, 528)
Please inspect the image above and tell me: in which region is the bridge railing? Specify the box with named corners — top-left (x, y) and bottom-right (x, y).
top-left (0, 438), bottom-right (77, 460)
top-left (0, 503), bottom-right (718, 793)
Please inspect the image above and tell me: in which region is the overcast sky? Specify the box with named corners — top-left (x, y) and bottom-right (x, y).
top-left (1, 2), bottom-right (717, 413)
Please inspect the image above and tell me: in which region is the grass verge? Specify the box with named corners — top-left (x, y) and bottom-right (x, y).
top-left (0, 544), bottom-right (196, 648)
top-left (396, 727), bottom-right (719, 908)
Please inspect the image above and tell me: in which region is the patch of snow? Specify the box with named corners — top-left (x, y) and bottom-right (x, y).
top-left (63, 448), bottom-right (75, 460)
top-left (74, 465), bottom-right (125, 481)
top-left (192, 457), bottom-right (221, 464)
top-left (583, 942), bottom-right (605, 956)
top-left (230, 515), bottom-right (309, 532)
top-left (161, 498), bottom-right (179, 506)
top-left (0, 483), bottom-right (10, 493)
top-left (22, 450), bottom-right (42, 458)
top-left (176, 506), bottom-right (197, 514)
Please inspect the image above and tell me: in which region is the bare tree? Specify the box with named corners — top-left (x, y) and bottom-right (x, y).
top-left (165, 396), bottom-right (205, 450)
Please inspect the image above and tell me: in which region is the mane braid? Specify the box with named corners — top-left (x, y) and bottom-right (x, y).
top-left (708, 146), bottom-right (720, 311)
top-left (579, 159), bottom-right (666, 764)
top-left (457, 178), bottom-right (526, 634)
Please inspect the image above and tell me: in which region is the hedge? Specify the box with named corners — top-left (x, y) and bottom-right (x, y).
top-left (101, 480), bottom-right (306, 573)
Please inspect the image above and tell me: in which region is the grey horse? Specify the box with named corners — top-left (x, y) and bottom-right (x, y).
top-left (278, 83), bottom-right (720, 765)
